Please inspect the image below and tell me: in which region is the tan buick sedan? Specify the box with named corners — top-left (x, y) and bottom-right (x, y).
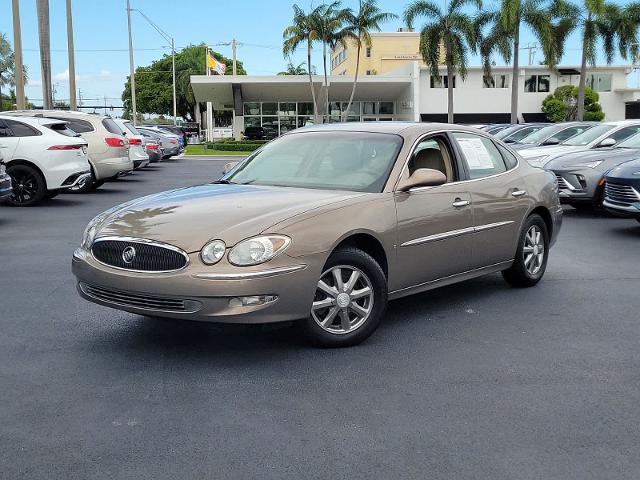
top-left (73, 123), bottom-right (562, 347)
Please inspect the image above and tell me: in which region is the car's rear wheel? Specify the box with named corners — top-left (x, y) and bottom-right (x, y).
top-left (300, 247), bottom-right (387, 348)
top-left (502, 214), bottom-right (549, 287)
top-left (5, 164), bottom-right (46, 206)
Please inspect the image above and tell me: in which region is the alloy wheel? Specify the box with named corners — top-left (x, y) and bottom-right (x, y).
top-left (10, 171), bottom-right (39, 204)
top-left (523, 225), bottom-right (545, 275)
top-left (311, 265), bottom-right (374, 335)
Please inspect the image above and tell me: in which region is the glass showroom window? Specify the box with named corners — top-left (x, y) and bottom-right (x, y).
top-left (483, 74), bottom-right (510, 88)
top-left (587, 73), bottom-right (612, 92)
top-left (524, 75), bottom-right (550, 92)
top-left (244, 102), bottom-right (261, 116)
top-left (280, 117), bottom-right (297, 134)
top-left (262, 103), bottom-right (278, 116)
top-left (278, 103), bottom-right (297, 116)
top-left (298, 102), bottom-right (315, 116)
top-left (245, 116), bottom-right (261, 128)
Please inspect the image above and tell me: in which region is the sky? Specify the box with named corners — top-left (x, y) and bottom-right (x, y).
top-left (1, 0), bottom-right (637, 109)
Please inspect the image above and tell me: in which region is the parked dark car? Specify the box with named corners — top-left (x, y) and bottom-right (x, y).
top-left (243, 126), bottom-right (267, 140)
top-left (603, 158), bottom-right (640, 222)
top-left (481, 124), bottom-right (513, 135)
top-left (0, 155), bottom-right (13, 203)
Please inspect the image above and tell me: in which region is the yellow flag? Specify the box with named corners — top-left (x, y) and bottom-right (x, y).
top-left (207, 53), bottom-right (226, 75)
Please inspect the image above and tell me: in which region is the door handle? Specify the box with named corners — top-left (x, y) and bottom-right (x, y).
top-left (452, 199), bottom-right (471, 207)
top-left (511, 190), bottom-right (527, 197)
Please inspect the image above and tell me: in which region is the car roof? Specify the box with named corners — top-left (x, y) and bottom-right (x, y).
top-left (0, 114), bottom-right (67, 127)
top-left (293, 122), bottom-right (481, 136)
top-left (8, 110), bottom-right (108, 120)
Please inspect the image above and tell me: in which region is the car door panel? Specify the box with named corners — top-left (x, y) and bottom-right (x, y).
top-left (0, 120), bottom-right (20, 159)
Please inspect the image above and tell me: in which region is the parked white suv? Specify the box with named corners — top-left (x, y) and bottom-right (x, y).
top-left (113, 118), bottom-right (149, 170)
top-left (7, 111), bottom-right (132, 191)
top-left (0, 115), bottom-right (91, 206)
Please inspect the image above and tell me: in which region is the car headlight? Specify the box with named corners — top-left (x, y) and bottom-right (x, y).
top-left (228, 235), bottom-right (291, 266)
top-left (564, 161), bottom-right (603, 169)
top-left (80, 222), bottom-right (99, 250)
top-left (200, 239), bottom-right (226, 265)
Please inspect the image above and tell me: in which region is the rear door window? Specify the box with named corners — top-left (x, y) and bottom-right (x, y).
top-left (102, 118), bottom-right (124, 135)
top-left (452, 132), bottom-right (508, 179)
top-left (46, 123), bottom-right (78, 137)
top-left (5, 120), bottom-right (40, 137)
top-left (49, 117), bottom-right (93, 133)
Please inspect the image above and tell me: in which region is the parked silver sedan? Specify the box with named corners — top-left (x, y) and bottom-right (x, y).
top-left (73, 123), bottom-right (562, 347)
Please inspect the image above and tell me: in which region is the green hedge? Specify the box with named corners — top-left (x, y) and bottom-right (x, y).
top-left (214, 139), bottom-right (268, 145)
top-left (205, 142), bottom-right (261, 152)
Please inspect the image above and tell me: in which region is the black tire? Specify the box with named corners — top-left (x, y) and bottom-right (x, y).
top-left (502, 214), bottom-right (550, 288)
top-left (92, 179), bottom-right (105, 189)
top-left (635, 218), bottom-right (640, 224)
top-left (44, 190), bottom-right (60, 200)
top-left (300, 247), bottom-right (387, 348)
top-left (5, 164), bottom-right (46, 206)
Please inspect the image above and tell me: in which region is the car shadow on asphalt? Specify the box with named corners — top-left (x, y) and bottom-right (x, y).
top-left (90, 275), bottom-right (507, 357)
top-left (561, 207), bottom-right (612, 219)
top-left (609, 224), bottom-right (640, 238)
top-left (39, 197), bottom-right (86, 207)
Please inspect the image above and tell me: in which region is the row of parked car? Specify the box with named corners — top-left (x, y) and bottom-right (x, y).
top-left (479, 120), bottom-right (640, 223)
top-left (0, 110), bottom-right (187, 206)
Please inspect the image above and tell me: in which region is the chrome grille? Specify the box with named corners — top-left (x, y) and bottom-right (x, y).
top-left (605, 182), bottom-right (640, 206)
top-left (80, 283), bottom-right (198, 312)
top-left (556, 174), bottom-right (572, 191)
top-left (91, 237), bottom-right (188, 272)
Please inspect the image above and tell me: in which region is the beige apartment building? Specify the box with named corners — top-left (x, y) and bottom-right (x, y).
top-left (331, 30), bottom-right (437, 76)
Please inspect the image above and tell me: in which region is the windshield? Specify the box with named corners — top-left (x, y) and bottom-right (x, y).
top-left (494, 126), bottom-right (521, 139)
top-left (615, 131), bottom-right (640, 148)
top-left (224, 131), bottom-right (403, 192)
top-left (519, 125), bottom-right (559, 145)
top-left (563, 124), bottom-right (614, 145)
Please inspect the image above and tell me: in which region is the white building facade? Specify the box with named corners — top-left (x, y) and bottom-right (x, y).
top-left (190, 62), bottom-right (640, 139)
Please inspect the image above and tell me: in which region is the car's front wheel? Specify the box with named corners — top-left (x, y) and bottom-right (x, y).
top-left (301, 247), bottom-right (387, 348)
top-left (502, 214), bottom-right (549, 287)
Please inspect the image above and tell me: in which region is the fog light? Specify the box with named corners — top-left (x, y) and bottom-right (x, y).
top-left (576, 174), bottom-right (587, 189)
top-left (228, 295), bottom-right (278, 307)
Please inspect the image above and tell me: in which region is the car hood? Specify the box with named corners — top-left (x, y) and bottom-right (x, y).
top-left (94, 183), bottom-right (366, 252)
top-left (545, 148), bottom-right (640, 170)
top-left (607, 158), bottom-right (640, 179)
top-left (519, 145), bottom-right (585, 159)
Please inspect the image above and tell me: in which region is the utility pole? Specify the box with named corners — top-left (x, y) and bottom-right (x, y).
top-left (523, 43), bottom-right (537, 66)
top-left (65, 0), bottom-right (77, 110)
top-left (36, 0), bottom-right (53, 109)
top-left (172, 38), bottom-right (177, 124)
top-left (206, 46), bottom-right (213, 142)
top-left (11, 0), bottom-right (26, 109)
top-left (232, 38), bottom-right (237, 75)
top-left (126, 0), bottom-right (137, 124)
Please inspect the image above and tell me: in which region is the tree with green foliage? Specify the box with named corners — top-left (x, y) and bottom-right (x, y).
top-left (404, 0), bottom-right (484, 123)
top-left (342, 0), bottom-right (397, 121)
top-left (542, 84), bottom-right (604, 121)
top-left (552, 0), bottom-right (640, 120)
top-left (121, 44), bottom-right (245, 121)
top-left (481, 0), bottom-right (570, 123)
top-left (278, 58), bottom-right (308, 75)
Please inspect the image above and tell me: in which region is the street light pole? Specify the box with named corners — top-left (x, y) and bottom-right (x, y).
top-left (126, 0), bottom-right (137, 124)
top-left (11, 0), bottom-right (26, 110)
top-left (131, 9), bottom-right (177, 125)
top-left (66, 0), bottom-right (77, 110)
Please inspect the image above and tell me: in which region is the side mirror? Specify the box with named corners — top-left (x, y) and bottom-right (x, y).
top-left (222, 161), bottom-right (239, 175)
top-left (397, 168), bottom-right (447, 191)
top-left (596, 137), bottom-right (616, 148)
top-left (542, 137), bottom-right (560, 146)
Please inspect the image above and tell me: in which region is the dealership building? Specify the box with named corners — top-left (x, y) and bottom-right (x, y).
top-left (190, 31), bottom-right (640, 139)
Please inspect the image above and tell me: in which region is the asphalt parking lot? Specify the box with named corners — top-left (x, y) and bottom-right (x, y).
top-left (1, 155), bottom-right (639, 480)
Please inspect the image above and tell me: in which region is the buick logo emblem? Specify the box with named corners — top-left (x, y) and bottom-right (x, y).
top-left (122, 246), bottom-right (136, 264)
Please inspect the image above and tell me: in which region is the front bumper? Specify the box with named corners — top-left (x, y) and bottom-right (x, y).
top-left (72, 248), bottom-right (323, 324)
top-left (602, 199), bottom-right (640, 218)
top-left (552, 168), bottom-right (602, 204)
top-left (0, 173), bottom-right (12, 201)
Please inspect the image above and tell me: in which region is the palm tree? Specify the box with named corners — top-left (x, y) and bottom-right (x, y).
top-left (0, 33), bottom-right (14, 111)
top-left (556, 0), bottom-right (640, 120)
top-left (405, 0), bottom-right (484, 123)
top-left (310, 1), bottom-right (353, 122)
top-left (36, 0), bottom-right (53, 109)
top-left (342, 0), bottom-right (397, 121)
top-left (283, 4), bottom-right (322, 123)
top-left (278, 58), bottom-right (308, 75)
top-left (483, 0), bottom-right (564, 123)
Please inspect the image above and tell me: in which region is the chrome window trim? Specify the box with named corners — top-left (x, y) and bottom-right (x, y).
top-left (193, 264), bottom-right (307, 280)
top-left (401, 221), bottom-right (514, 247)
top-left (91, 236), bottom-right (190, 274)
top-left (392, 128), bottom-right (521, 192)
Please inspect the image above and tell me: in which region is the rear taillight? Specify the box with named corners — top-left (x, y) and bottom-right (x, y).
top-left (170, 139), bottom-right (178, 145)
top-left (146, 143), bottom-right (159, 150)
top-left (128, 137), bottom-right (142, 145)
top-left (105, 137), bottom-right (125, 147)
top-left (48, 144), bottom-right (84, 150)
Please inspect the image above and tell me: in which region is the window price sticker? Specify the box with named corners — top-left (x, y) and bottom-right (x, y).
top-left (457, 138), bottom-right (495, 169)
